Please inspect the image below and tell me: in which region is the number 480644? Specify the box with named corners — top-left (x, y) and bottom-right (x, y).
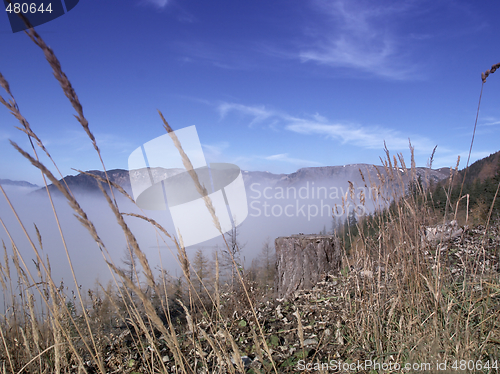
top-left (5, 3), bottom-right (53, 14)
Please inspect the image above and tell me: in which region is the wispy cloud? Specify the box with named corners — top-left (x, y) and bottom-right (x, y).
top-left (44, 129), bottom-right (134, 154)
top-left (480, 116), bottom-right (500, 126)
top-left (297, 0), bottom-right (423, 80)
top-left (217, 102), bottom-right (435, 152)
top-left (286, 121), bottom-right (403, 149)
top-left (202, 141), bottom-right (230, 161)
top-left (218, 103), bottom-right (277, 127)
top-left (140, 0), bottom-right (169, 9)
top-left (173, 41), bottom-right (262, 71)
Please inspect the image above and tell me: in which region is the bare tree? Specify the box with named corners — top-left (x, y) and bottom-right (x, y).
top-left (259, 237), bottom-right (276, 290)
top-left (192, 248), bottom-right (211, 295)
top-left (119, 246), bottom-right (140, 305)
top-left (331, 215), bottom-right (338, 235)
top-left (247, 258), bottom-right (259, 283)
top-left (221, 222), bottom-right (246, 289)
top-left (120, 246), bottom-right (139, 286)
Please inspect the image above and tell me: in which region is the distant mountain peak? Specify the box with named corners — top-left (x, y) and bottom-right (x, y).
top-left (0, 179), bottom-right (39, 188)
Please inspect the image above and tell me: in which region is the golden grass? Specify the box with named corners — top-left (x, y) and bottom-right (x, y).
top-left (0, 19), bottom-right (499, 374)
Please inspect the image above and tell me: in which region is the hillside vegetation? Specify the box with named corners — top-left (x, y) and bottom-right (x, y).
top-left (431, 151), bottom-right (500, 225)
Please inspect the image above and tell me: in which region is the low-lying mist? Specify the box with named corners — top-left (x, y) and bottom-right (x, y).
top-left (0, 168), bottom-right (394, 300)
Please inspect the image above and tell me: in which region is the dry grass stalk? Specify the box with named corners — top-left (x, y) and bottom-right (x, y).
top-left (224, 329), bottom-right (243, 374)
top-left (105, 261), bottom-right (186, 372)
top-left (293, 309), bottom-right (304, 349)
top-left (97, 182), bottom-right (155, 289)
top-left (1, 17), bottom-right (499, 372)
top-left (0, 195), bottom-right (96, 372)
top-left (158, 110), bottom-right (222, 234)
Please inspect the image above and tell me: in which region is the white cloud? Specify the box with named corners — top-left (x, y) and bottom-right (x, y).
top-left (298, 0), bottom-right (422, 80)
top-left (141, 0), bottom-right (169, 9)
top-left (480, 116), bottom-right (500, 126)
top-left (43, 129), bottom-right (134, 154)
top-left (217, 102), bottom-right (435, 152)
top-left (285, 120), bottom-right (435, 153)
top-left (172, 41), bottom-right (261, 71)
top-left (218, 103), bottom-right (277, 127)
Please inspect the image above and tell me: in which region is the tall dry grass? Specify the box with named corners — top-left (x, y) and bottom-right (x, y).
top-left (0, 19), bottom-right (279, 374)
top-left (334, 146), bottom-right (499, 368)
top-left (0, 17), bottom-right (498, 374)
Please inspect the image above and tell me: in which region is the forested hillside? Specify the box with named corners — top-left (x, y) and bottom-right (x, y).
top-left (431, 150), bottom-right (500, 223)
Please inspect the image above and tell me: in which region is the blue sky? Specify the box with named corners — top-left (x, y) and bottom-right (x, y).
top-left (1, 0), bottom-right (499, 185)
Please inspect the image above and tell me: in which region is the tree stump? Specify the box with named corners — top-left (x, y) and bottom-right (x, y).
top-left (275, 235), bottom-right (341, 299)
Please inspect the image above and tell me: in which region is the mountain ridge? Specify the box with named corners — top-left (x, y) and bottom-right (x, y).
top-left (0, 179), bottom-right (39, 188)
top-left (18, 164), bottom-right (452, 197)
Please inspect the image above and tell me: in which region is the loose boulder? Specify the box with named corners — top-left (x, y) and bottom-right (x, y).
top-left (421, 220), bottom-right (464, 246)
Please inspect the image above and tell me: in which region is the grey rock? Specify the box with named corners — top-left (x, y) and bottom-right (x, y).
top-left (303, 338), bottom-right (319, 346)
top-left (422, 220), bottom-right (464, 245)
